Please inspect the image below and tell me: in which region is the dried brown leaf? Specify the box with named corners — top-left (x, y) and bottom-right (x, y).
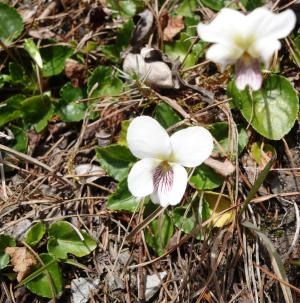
top-left (64, 59), bottom-right (86, 87)
top-left (5, 247), bottom-right (38, 282)
top-left (163, 16), bottom-right (184, 42)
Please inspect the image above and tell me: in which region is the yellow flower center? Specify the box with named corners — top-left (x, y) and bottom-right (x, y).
top-left (234, 34), bottom-right (255, 51)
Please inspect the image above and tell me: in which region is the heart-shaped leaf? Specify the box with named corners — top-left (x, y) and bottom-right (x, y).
top-left (58, 83), bottom-right (86, 122)
top-left (25, 253), bottom-right (62, 299)
top-left (24, 222), bottom-right (46, 247)
top-left (47, 221), bottom-right (97, 259)
top-left (41, 45), bottom-right (73, 77)
top-left (95, 144), bottom-right (136, 181)
top-left (155, 102), bottom-right (181, 129)
top-left (87, 66), bottom-right (123, 97)
top-left (22, 95), bottom-right (54, 132)
top-left (0, 3), bottom-right (23, 45)
top-left (228, 75), bottom-right (299, 140)
top-left (0, 94), bottom-right (25, 128)
top-left (190, 164), bottom-right (225, 190)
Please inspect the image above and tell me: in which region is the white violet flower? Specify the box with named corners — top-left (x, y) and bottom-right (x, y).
top-left (126, 116), bottom-right (214, 207)
top-left (197, 7), bottom-right (296, 91)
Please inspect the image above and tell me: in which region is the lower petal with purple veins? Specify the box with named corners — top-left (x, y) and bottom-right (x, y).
top-left (235, 57), bottom-right (262, 91)
top-left (151, 163), bottom-right (188, 207)
top-left (153, 164), bottom-right (174, 207)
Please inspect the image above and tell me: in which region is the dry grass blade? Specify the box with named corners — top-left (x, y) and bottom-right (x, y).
top-left (126, 206), bottom-right (164, 241)
top-left (242, 221), bottom-right (293, 303)
top-left (240, 155), bottom-right (276, 214)
top-left (0, 143), bottom-right (74, 188)
top-left (283, 199), bottom-right (300, 260)
top-left (253, 262), bottom-right (300, 295)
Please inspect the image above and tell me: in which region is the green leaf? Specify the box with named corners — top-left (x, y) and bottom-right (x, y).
top-left (172, 206), bottom-right (195, 234)
top-left (63, 258), bottom-right (89, 270)
top-left (101, 20), bottom-right (134, 63)
top-left (190, 164), bottom-right (225, 190)
top-left (0, 3), bottom-right (24, 45)
top-left (95, 144), bottom-right (135, 181)
top-left (292, 35), bottom-right (300, 65)
top-left (155, 102), bottom-right (181, 129)
top-left (242, 221), bottom-right (293, 303)
top-left (107, 179), bottom-right (140, 212)
top-left (145, 211), bottom-right (174, 256)
top-left (26, 253), bottom-right (62, 299)
top-left (22, 95), bottom-right (54, 132)
top-left (209, 122), bottom-right (248, 156)
top-left (175, 0), bottom-right (197, 17)
top-left (251, 141), bottom-right (277, 165)
top-left (172, 198), bottom-right (209, 239)
top-left (228, 75), bottom-right (299, 140)
top-left (184, 16), bottom-right (201, 36)
top-left (240, 0), bottom-right (265, 10)
top-left (41, 45), bottom-right (73, 77)
top-left (0, 94), bottom-right (54, 131)
top-left (200, 0), bottom-right (231, 11)
top-left (118, 120), bottom-right (130, 146)
top-left (0, 94), bottom-right (24, 127)
top-left (0, 235), bottom-right (16, 270)
top-left (47, 221), bottom-right (97, 259)
top-left (9, 62), bottom-right (25, 83)
top-left (10, 126), bottom-right (28, 153)
top-left (87, 66), bottom-right (123, 97)
top-left (24, 222), bottom-right (46, 247)
top-left (58, 83), bottom-right (86, 122)
top-left (106, 0), bottom-right (142, 17)
top-left (24, 39), bottom-right (43, 68)
top-left (165, 33), bottom-right (204, 68)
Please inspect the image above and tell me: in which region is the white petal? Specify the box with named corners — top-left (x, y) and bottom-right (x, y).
top-left (235, 58), bottom-right (262, 91)
top-left (246, 8), bottom-right (295, 66)
top-left (197, 8), bottom-right (245, 45)
top-left (170, 127), bottom-right (214, 167)
top-left (150, 192), bottom-right (160, 205)
top-left (206, 43), bottom-right (243, 71)
top-left (247, 8), bottom-right (296, 41)
top-left (127, 116), bottom-right (171, 159)
top-left (156, 164), bottom-right (188, 207)
top-left (250, 39), bottom-right (281, 67)
top-left (127, 158), bottom-right (158, 197)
